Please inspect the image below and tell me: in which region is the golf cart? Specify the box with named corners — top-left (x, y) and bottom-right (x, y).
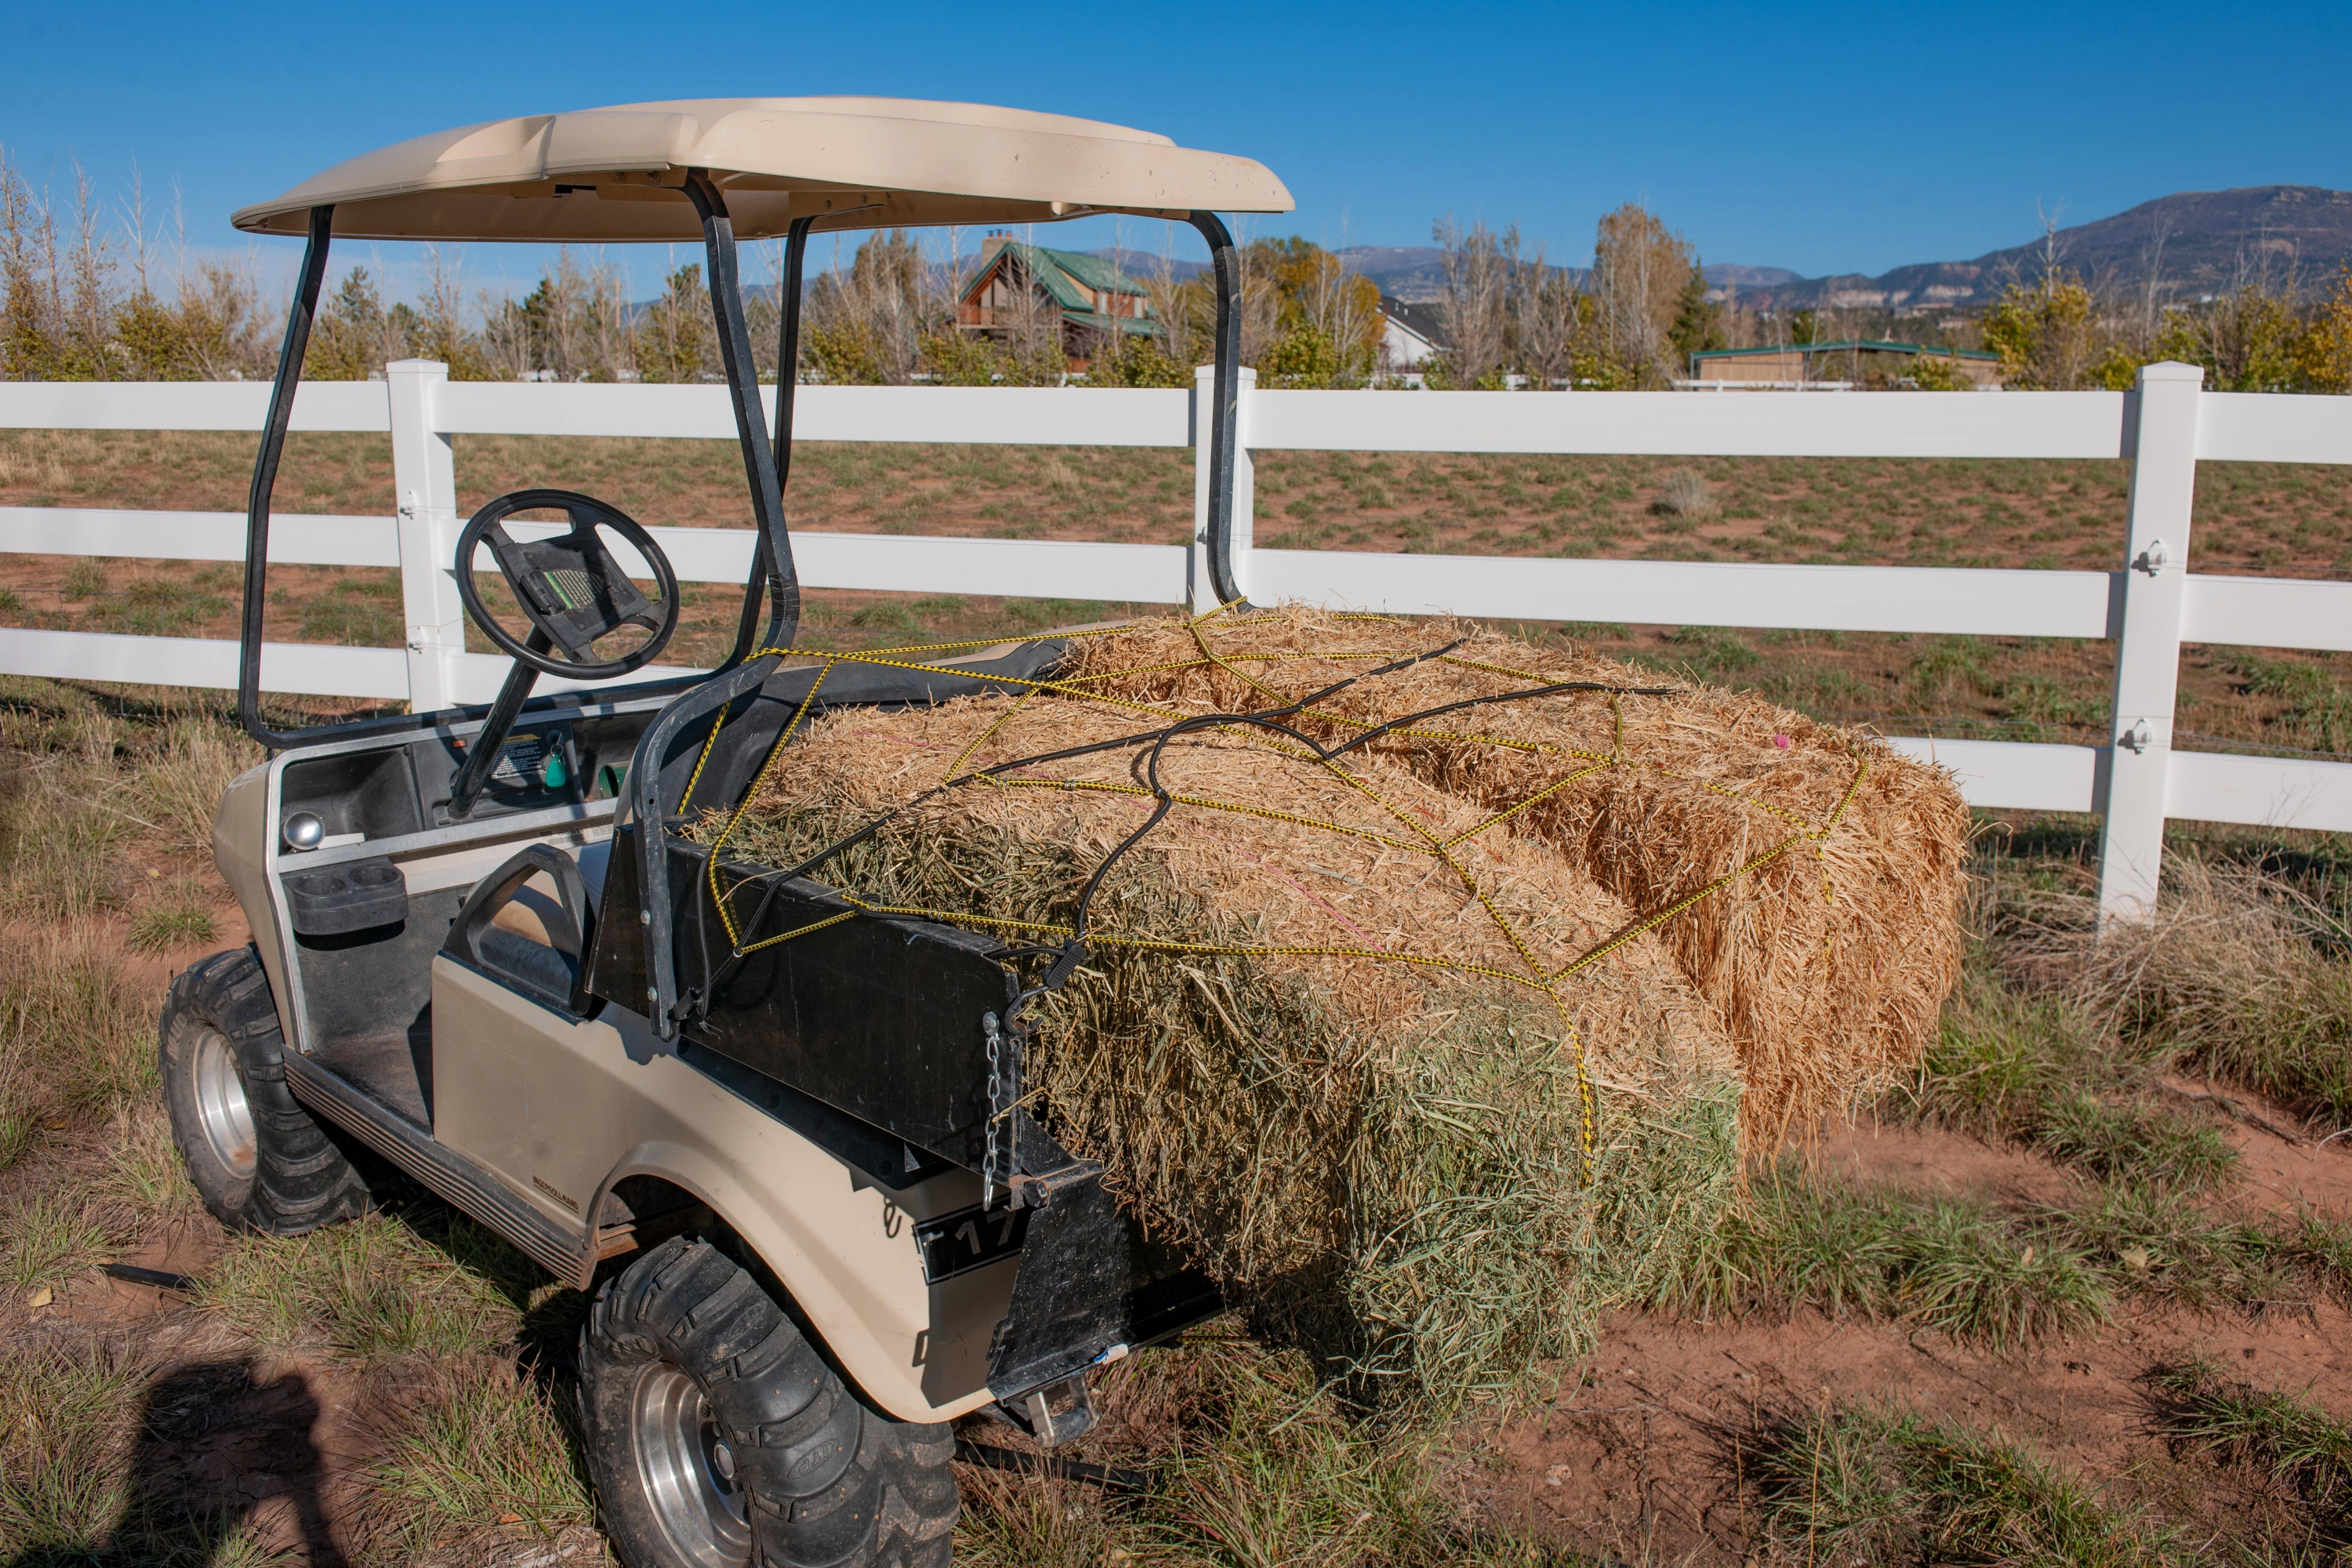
top-left (160, 98), bottom-right (1290, 1568)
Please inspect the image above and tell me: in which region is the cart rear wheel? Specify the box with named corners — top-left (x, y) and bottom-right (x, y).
top-left (582, 1236), bottom-right (956, 1568)
top-left (159, 947), bottom-right (376, 1234)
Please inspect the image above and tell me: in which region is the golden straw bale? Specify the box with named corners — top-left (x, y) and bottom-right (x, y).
top-left (1058, 606), bottom-right (1972, 1140)
top-left (721, 693), bottom-right (1740, 1402)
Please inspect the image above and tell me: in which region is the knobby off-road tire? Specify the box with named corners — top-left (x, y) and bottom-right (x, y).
top-left (582, 1235), bottom-right (957, 1568)
top-left (158, 946), bottom-right (375, 1234)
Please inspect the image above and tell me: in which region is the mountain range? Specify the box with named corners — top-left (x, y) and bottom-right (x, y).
top-left (738, 185), bottom-right (2352, 321)
top-left (1323, 186), bottom-right (2352, 312)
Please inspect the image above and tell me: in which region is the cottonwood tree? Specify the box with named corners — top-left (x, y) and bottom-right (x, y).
top-left (1588, 203), bottom-right (1699, 387)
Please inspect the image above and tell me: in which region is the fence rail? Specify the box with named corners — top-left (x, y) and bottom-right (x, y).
top-left (5, 360), bottom-right (2351, 917)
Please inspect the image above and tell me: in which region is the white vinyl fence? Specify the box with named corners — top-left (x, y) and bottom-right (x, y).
top-left (5, 358), bottom-right (2351, 920)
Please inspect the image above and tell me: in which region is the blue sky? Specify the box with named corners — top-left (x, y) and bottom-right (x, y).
top-left (5, 1), bottom-right (2347, 299)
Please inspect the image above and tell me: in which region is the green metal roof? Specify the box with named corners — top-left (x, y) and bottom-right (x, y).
top-left (963, 241), bottom-right (1154, 319)
top-left (1691, 339), bottom-right (1998, 362)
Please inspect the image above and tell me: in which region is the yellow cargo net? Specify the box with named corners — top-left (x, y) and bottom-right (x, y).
top-left (681, 606), bottom-right (1869, 1178)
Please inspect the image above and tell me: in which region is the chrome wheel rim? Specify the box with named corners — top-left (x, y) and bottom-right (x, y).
top-left (631, 1363), bottom-right (751, 1566)
top-left (191, 1028), bottom-right (256, 1181)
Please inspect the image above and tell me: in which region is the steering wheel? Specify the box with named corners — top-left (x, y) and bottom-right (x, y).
top-left (443, 490), bottom-right (680, 822)
top-left (456, 488), bottom-right (681, 679)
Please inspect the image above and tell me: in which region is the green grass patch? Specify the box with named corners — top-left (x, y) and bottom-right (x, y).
top-left (0, 1190), bottom-right (136, 1296)
top-left (1906, 982), bottom-right (2240, 1190)
top-left (1744, 1400), bottom-right (2180, 1565)
top-left (2030, 1091), bottom-right (2241, 1192)
top-left (199, 1207), bottom-right (544, 1361)
top-left (127, 896), bottom-right (216, 955)
top-left (2153, 1357), bottom-right (2352, 1552)
top-left (1671, 1171), bottom-right (2111, 1349)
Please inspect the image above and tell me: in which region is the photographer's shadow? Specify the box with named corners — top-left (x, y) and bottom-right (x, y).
top-left (7, 1359), bottom-right (347, 1567)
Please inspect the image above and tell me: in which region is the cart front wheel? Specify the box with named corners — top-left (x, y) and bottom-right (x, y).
top-left (581, 1235), bottom-right (956, 1568)
top-left (159, 947), bottom-right (375, 1234)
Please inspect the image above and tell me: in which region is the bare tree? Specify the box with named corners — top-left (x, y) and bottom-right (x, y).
top-left (1511, 241), bottom-right (1580, 389)
top-left (800, 229), bottom-right (935, 384)
top-left (1432, 217), bottom-right (1513, 387)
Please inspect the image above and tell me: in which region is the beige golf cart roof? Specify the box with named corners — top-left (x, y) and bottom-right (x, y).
top-left (232, 96), bottom-right (1293, 241)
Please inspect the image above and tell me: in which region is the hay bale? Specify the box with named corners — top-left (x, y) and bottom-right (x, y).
top-left (1057, 607), bottom-right (1972, 1140)
top-left (718, 695), bottom-right (1741, 1403)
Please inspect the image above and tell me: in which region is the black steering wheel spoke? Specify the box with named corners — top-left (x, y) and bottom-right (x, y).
top-left (486, 507), bottom-right (662, 663)
top-left (448, 488), bottom-right (682, 821)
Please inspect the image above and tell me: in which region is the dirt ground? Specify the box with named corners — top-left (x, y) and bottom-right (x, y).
top-left (1463, 1113), bottom-right (2352, 1563)
top-left (12, 861), bottom-right (2349, 1563)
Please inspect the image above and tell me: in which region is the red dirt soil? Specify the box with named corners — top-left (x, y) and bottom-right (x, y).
top-left (1461, 1113), bottom-right (2352, 1562)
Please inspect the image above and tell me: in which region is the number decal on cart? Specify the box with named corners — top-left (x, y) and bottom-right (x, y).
top-left (914, 1203), bottom-right (1030, 1282)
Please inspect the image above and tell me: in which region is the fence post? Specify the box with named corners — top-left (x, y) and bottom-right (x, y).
top-left (386, 359), bottom-right (463, 713)
top-left (1191, 363), bottom-right (1257, 613)
top-left (2096, 361), bottom-right (2205, 924)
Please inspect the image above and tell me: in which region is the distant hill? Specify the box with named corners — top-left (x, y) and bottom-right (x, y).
top-left (1334, 245), bottom-right (1447, 300)
top-left (1331, 245), bottom-right (1593, 303)
top-left (1704, 263), bottom-right (1801, 289)
top-left (1712, 186), bottom-right (2352, 312)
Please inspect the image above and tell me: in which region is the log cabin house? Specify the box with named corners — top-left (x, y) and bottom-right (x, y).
top-left (957, 232), bottom-right (1156, 369)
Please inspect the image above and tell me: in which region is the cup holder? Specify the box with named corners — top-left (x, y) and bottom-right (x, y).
top-left (285, 855), bottom-right (409, 938)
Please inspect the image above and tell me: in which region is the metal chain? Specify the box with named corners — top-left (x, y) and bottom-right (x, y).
top-left (982, 1010), bottom-right (1004, 1210)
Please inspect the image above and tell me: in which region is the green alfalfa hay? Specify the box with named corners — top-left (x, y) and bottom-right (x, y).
top-left (714, 731), bottom-right (1740, 1410)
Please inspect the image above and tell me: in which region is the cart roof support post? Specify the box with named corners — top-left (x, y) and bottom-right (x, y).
top-left (236, 204), bottom-right (336, 750)
top-left (683, 173), bottom-right (802, 658)
top-left (1188, 211), bottom-right (1246, 610)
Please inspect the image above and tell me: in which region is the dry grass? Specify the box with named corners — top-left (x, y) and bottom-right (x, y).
top-left (1650, 466), bottom-right (1716, 521)
top-left (1995, 855), bottom-right (2352, 1126)
top-left (957, 1333), bottom-right (1541, 1567)
top-left (0, 682), bottom-right (258, 927)
top-left (0, 1339), bottom-right (151, 1560)
top-left (0, 926), bottom-right (159, 1171)
top-left (198, 1207), bottom-right (550, 1363)
top-left (1063, 607), bottom-right (1973, 1139)
top-left (354, 1355), bottom-right (598, 1563)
